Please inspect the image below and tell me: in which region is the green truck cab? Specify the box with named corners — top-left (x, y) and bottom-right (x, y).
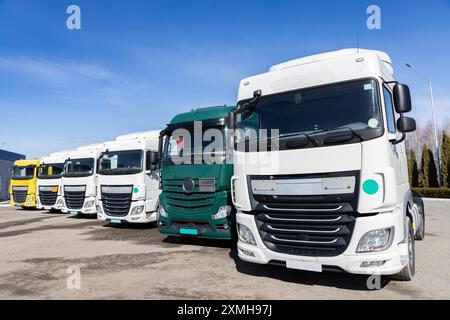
top-left (157, 106), bottom-right (235, 239)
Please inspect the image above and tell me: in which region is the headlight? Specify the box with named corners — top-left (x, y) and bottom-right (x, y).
top-left (26, 196), bottom-right (35, 204)
top-left (211, 206), bottom-right (232, 220)
top-left (158, 206), bottom-right (168, 218)
top-left (130, 205), bottom-right (145, 216)
top-left (238, 224), bottom-right (256, 245)
top-left (84, 200), bottom-right (95, 208)
top-left (357, 227), bottom-right (394, 253)
top-left (56, 199), bottom-right (64, 207)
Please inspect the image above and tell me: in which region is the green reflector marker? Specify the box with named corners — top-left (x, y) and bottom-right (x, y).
top-left (363, 179), bottom-right (379, 195)
top-left (180, 228), bottom-right (199, 235)
top-left (133, 187), bottom-right (139, 193)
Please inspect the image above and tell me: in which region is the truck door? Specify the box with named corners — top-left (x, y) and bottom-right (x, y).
top-left (144, 150), bottom-right (161, 212)
top-left (383, 86), bottom-right (407, 186)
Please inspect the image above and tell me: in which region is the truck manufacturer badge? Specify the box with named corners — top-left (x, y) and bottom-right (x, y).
top-left (183, 178), bottom-right (195, 192)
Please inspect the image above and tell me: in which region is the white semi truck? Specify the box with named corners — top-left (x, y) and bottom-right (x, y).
top-left (60, 143), bottom-right (107, 216)
top-left (96, 131), bottom-right (161, 224)
top-left (232, 49), bottom-right (425, 281)
top-left (36, 150), bottom-right (71, 211)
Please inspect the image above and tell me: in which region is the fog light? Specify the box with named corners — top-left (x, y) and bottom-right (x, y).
top-left (158, 206), bottom-right (168, 218)
top-left (84, 200), bottom-right (95, 208)
top-left (26, 196), bottom-right (35, 204)
top-left (360, 261), bottom-right (386, 268)
top-left (212, 206), bottom-right (232, 220)
top-left (130, 205), bottom-right (145, 216)
top-left (56, 199), bottom-right (64, 208)
top-left (357, 227), bottom-right (394, 253)
top-left (238, 224), bottom-right (256, 245)
top-left (240, 248), bottom-right (255, 257)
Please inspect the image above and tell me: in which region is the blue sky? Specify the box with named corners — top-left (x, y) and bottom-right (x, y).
top-left (0, 0), bottom-right (449, 157)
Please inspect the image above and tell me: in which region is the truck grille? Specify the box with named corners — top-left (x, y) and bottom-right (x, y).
top-left (64, 186), bottom-right (86, 210)
top-left (12, 187), bottom-right (27, 204)
top-left (101, 186), bottom-right (133, 217)
top-left (39, 187), bottom-right (58, 206)
top-left (164, 179), bottom-right (215, 213)
top-left (255, 205), bottom-right (356, 257)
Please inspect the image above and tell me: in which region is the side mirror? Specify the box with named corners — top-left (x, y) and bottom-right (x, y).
top-left (146, 151), bottom-right (159, 171)
top-left (226, 111), bottom-right (235, 129)
top-left (393, 84), bottom-right (412, 113)
top-left (397, 117), bottom-right (416, 133)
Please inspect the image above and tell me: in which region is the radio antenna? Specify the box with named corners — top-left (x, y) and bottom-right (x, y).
top-left (356, 32), bottom-right (360, 53)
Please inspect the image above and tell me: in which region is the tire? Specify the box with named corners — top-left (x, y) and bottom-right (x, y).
top-left (392, 217), bottom-right (416, 281)
top-left (414, 200), bottom-right (425, 241)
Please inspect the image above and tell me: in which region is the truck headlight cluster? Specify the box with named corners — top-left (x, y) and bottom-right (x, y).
top-left (130, 205), bottom-right (144, 216)
top-left (238, 223), bottom-right (256, 245)
top-left (158, 206), bottom-right (168, 218)
top-left (211, 206), bottom-right (232, 220)
top-left (357, 227), bottom-right (394, 253)
top-left (26, 196), bottom-right (35, 204)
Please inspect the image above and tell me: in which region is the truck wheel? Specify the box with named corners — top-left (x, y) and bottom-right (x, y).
top-left (392, 218), bottom-right (415, 281)
top-left (414, 200), bottom-right (425, 241)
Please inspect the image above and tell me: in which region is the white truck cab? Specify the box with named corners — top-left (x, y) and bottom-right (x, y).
top-left (232, 49), bottom-right (425, 281)
top-left (96, 131), bottom-right (161, 224)
top-left (61, 143), bottom-right (107, 216)
top-left (36, 150), bottom-right (71, 211)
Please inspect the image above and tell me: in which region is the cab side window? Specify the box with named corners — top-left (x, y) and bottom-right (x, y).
top-left (383, 87), bottom-right (397, 133)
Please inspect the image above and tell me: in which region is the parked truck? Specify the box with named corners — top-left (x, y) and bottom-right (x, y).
top-left (36, 151), bottom-right (71, 211)
top-left (96, 131), bottom-right (161, 224)
top-left (158, 106), bottom-right (236, 239)
top-left (61, 143), bottom-right (107, 216)
top-left (9, 159), bottom-right (41, 208)
top-left (231, 49), bottom-right (425, 280)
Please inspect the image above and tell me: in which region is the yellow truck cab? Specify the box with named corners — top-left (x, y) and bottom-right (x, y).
top-left (9, 159), bottom-right (41, 208)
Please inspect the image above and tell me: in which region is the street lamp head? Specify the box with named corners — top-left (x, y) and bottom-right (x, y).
top-left (405, 63), bottom-right (412, 68)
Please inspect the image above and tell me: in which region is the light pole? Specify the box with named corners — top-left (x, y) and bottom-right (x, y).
top-left (405, 63), bottom-right (442, 187)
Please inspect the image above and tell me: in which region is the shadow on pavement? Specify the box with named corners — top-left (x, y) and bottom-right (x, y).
top-left (163, 235), bottom-right (235, 249)
top-left (229, 247), bottom-right (391, 291)
top-left (103, 222), bottom-right (157, 230)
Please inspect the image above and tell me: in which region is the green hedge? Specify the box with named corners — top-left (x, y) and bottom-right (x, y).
top-left (412, 188), bottom-right (450, 199)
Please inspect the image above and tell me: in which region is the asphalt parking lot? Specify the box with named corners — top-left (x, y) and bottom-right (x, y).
top-left (0, 199), bottom-right (449, 300)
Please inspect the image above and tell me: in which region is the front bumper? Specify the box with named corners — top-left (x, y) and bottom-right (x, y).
top-left (158, 215), bottom-right (234, 240)
top-left (61, 196), bottom-right (97, 215)
top-left (97, 200), bottom-right (157, 224)
top-left (11, 195), bottom-right (37, 208)
top-left (37, 195), bottom-right (63, 211)
top-left (236, 211), bottom-right (408, 275)
top-left (158, 191), bottom-right (234, 240)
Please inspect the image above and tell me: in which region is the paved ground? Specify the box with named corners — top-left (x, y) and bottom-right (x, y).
top-left (0, 199), bottom-right (449, 300)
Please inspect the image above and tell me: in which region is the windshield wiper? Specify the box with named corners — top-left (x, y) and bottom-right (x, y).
top-left (99, 168), bottom-right (142, 175)
top-left (311, 126), bottom-right (365, 143)
top-left (278, 132), bottom-right (319, 146)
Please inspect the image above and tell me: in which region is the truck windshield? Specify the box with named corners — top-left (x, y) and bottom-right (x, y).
top-left (236, 79), bottom-right (383, 149)
top-left (163, 125), bottom-right (226, 162)
top-left (11, 166), bottom-right (35, 180)
top-left (98, 150), bottom-right (143, 175)
top-left (63, 158), bottom-right (95, 177)
top-left (38, 163), bottom-right (64, 179)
